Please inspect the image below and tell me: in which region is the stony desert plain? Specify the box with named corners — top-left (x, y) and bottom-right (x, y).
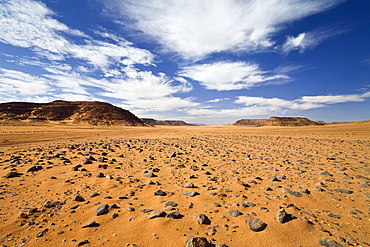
top-left (0, 122), bottom-right (369, 247)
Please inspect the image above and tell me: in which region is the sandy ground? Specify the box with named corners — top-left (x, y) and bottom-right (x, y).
top-left (0, 122), bottom-right (369, 247)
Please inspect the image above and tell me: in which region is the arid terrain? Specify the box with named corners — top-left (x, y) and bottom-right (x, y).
top-left (0, 122), bottom-right (369, 247)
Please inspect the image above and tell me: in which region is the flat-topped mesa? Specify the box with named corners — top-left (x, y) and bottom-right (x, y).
top-left (234, 117), bottom-right (326, 127)
top-left (141, 118), bottom-right (195, 126)
top-left (233, 119), bottom-right (265, 126)
top-left (0, 100), bottom-right (147, 126)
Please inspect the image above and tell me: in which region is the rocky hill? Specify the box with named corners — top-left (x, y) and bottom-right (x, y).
top-left (0, 100), bottom-right (147, 126)
top-left (141, 118), bottom-right (195, 126)
top-left (234, 117), bottom-right (326, 127)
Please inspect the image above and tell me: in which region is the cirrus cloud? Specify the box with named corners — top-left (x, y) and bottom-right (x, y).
top-left (178, 61), bottom-right (290, 91)
top-left (105, 0), bottom-right (344, 60)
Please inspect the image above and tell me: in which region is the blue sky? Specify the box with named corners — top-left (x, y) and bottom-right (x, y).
top-left (0, 0), bottom-right (369, 125)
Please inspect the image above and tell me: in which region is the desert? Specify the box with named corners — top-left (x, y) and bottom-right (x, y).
top-left (0, 118), bottom-right (369, 247)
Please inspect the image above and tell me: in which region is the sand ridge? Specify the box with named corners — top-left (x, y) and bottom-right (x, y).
top-left (0, 123), bottom-right (369, 246)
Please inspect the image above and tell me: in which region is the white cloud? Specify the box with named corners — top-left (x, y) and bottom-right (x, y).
top-left (0, 68), bottom-right (52, 97)
top-left (105, 0), bottom-right (343, 60)
top-left (0, 0), bottom-right (155, 70)
top-left (184, 92), bottom-right (370, 120)
top-left (178, 61), bottom-right (290, 91)
top-left (282, 26), bottom-right (347, 54)
top-left (206, 98), bottom-right (230, 103)
top-left (236, 93), bottom-right (370, 111)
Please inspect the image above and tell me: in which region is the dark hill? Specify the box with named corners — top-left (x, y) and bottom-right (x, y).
top-left (141, 118), bottom-right (195, 126)
top-left (234, 117), bottom-right (326, 127)
top-left (0, 100), bottom-right (147, 126)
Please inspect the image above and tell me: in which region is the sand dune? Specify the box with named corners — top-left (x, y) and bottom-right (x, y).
top-left (0, 123), bottom-right (369, 246)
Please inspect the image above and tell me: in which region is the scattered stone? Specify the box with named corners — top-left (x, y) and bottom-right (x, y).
top-left (82, 221), bottom-right (98, 228)
top-left (247, 217), bottom-right (267, 232)
top-left (166, 212), bottom-right (182, 219)
top-left (193, 214), bottom-right (211, 225)
top-left (318, 237), bottom-right (344, 247)
top-left (147, 210), bottom-right (166, 219)
top-left (164, 201), bottom-right (178, 207)
top-left (95, 204), bottom-right (109, 216)
top-left (141, 209), bottom-right (153, 213)
top-left (186, 236), bottom-right (210, 247)
top-left (359, 183), bottom-right (370, 189)
top-left (184, 182), bottom-right (196, 188)
top-left (321, 171), bottom-right (332, 176)
top-left (90, 192), bottom-right (99, 197)
top-left (181, 191), bottom-right (199, 197)
top-left (154, 190), bottom-right (167, 196)
top-left (276, 208), bottom-right (289, 223)
top-left (96, 172), bottom-right (104, 178)
top-left (36, 228), bottom-right (48, 238)
top-left (226, 210), bottom-right (242, 217)
top-left (74, 194), bottom-right (85, 202)
top-left (4, 171), bottom-right (22, 178)
top-left (83, 158), bottom-right (93, 164)
top-left (77, 240), bottom-right (90, 246)
top-left (333, 189), bottom-right (353, 194)
top-left (281, 188), bottom-right (303, 197)
top-left (328, 213), bottom-right (341, 219)
top-left (27, 165), bottom-right (43, 172)
top-left (143, 171), bottom-right (155, 177)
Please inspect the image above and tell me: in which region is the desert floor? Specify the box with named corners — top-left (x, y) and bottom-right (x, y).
top-left (0, 122), bottom-right (369, 247)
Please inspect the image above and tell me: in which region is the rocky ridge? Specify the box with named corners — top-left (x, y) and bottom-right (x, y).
top-left (234, 117), bottom-right (326, 127)
top-left (141, 118), bottom-right (196, 126)
top-left (0, 101), bottom-right (147, 126)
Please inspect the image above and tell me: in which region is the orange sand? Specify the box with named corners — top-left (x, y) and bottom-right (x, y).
top-left (0, 122), bottom-right (369, 246)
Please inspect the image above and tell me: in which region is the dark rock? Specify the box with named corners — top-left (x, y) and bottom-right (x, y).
top-left (83, 158), bottom-right (93, 164)
top-left (359, 183), bottom-right (370, 189)
top-left (321, 171), bottom-right (332, 176)
top-left (237, 202), bottom-right (256, 207)
top-left (281, 188), bottom-right (303, 197)
top-left (90, 192), bottom-right (99, 197)
top-left (27, 165), bottom-right (43, 172)
top-left (96, 172), bottom-right (104, 178)
top-left (247, 217), bottom-right (267, 232)
top-left (36, 228), bottom-right (48, 238)
top-left (164, 201), bottom-right (178, 207)
top-left (147, 210), bottom-right (166, 219)
top-left (318, 237), bottom-right (344, 247)
top-left (95, 204), bottom-right (109, 216)
top-left (226, 210), bottom-right (242, 217)
top-left (165, 212), bottom-right (182, 219)
top-left (328, 213), bottom-right (341, 219)
top-left (186, 236), bottom-right (210, 247)
top-left (154, 190), bottom-right (167, 196)
top-left (141, 209), bottom-right (153, 213)
top-left (74, 195), bottom-right (85, 202)
top-left (112, 213), bottom-right (119, 219)
top-left (181, 191), bottom-right (199, 197)
top-left (184, 182), bottom-right (196, 188)
top-left (276, 208), bottom-right (289, 223)
top-left (193, 214), bottom-right (211, 225)
top-left (143, 171), bottom-right (155, 177)
top-left (4, 171), bottom-right (22, 178)
top-left (82, 221), bottom-right (99, 228)
top-left (78, 240), bottom-right (90, 246)
top-left (333, 189), bottom-right (353, 194)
